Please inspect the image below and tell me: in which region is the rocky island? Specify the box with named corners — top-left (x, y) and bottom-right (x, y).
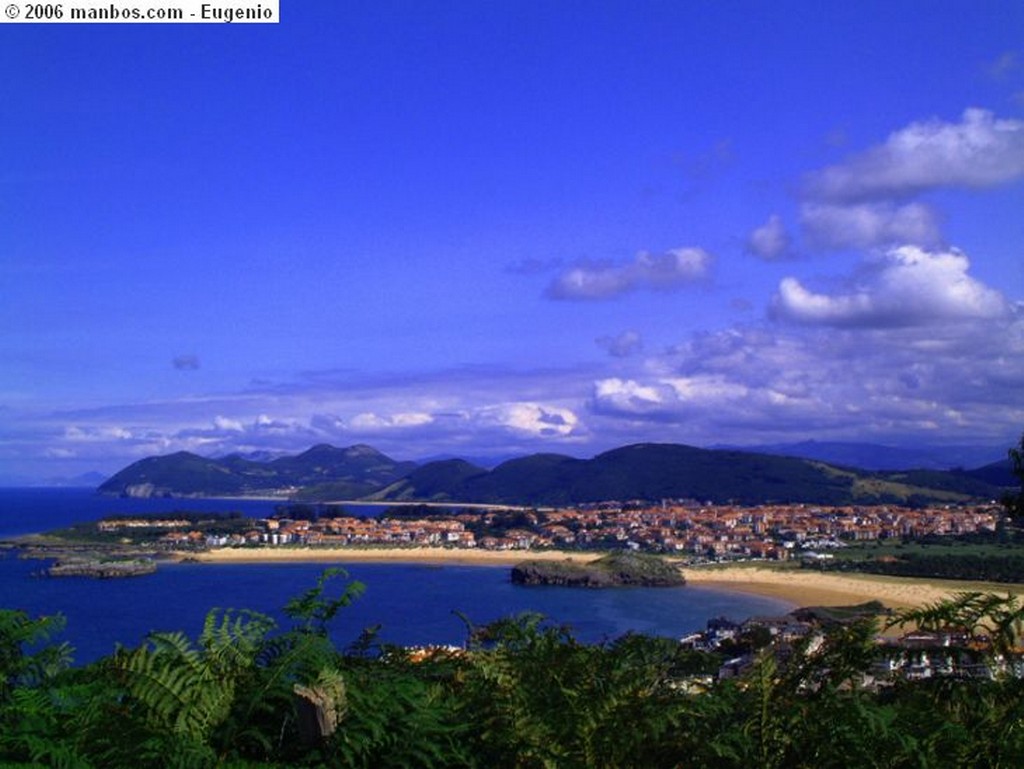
top-left (43, 557), bottom-right (157, 579)
top-left (511, 551), bottom-right (686, 588)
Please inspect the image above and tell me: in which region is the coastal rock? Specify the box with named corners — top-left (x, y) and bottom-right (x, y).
top-left (511, 551), bottom-right (685, 588)
top-left (44, 558), bottom-right (157, 579)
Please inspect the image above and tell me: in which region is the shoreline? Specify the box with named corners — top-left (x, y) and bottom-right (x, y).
top-left (681, 564), bottom-right (1024, 612)
top-left (185, 546), bottom-right (602, 567)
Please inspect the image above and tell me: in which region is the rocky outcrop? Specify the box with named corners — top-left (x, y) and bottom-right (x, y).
top-left (44, 557), bottom-right (157, 579)
top-left (511, 551), bottom-right (685, 588)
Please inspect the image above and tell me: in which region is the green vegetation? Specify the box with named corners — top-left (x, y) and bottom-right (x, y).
top-left (99, 444), bottom-right (416, 499)
top-left (804, 533), bottom-right (1024, 583)
top-left (43, 512), bottom-right (256, 547)
top-left (511, 551), bottom-right (686, 587)
top-left (806, 551), bottom-right (1024, 583)
top-left (1003, 432), bottom-right (1024, 523)
top-left (99, 441), bottom-right (1010, 506)
top-left (790, 601), bottom-right (888, 624)
top-left (4, 573), bottom-right (1024, 767)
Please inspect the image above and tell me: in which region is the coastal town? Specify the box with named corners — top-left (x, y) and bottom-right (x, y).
top-left (98, 500), bottom-right (1004, 561)
top-left (26, 499), bottom-right (1024, 687)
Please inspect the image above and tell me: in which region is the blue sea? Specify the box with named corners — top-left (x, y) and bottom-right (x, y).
top-left (0, 488), bottom-right (792, 664)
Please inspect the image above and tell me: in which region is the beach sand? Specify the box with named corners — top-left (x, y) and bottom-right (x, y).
top-left (681, 565), bottom-right (1024, 612)
top-left (188, 546), bottom-right (600, 567)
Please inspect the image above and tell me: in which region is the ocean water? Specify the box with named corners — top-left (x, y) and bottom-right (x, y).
top-left (0, 488), bottom-right (793, 664)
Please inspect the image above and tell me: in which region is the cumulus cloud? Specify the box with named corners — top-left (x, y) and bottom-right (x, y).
top-left (348, 412), bottom-right (435, 430)
top-left (591, 373), bottom-right (787, 425)
top-left (212, 415), bottom-right (245, 432)
top-left (800, 201), bottom-right (942, 250)
top-left (771, 245), bottom-right (1010, 327)
top-left (64, 425), bottom-right (134, 441)
top-left (589, 315), bottom-right (1024, 446)
top-left (477, 402), bottom-right (579, 437)
top-left (596, 330), bottom-right (643, 358)
top-left (745, 214), bottom-right (794, 260)
top-left (803, 108), bottom-right (1024, 203)
top-left (546, 248), bottom-right (711, 300)
top-left (592, 378), bottom-right (669, 415)
top-left (253, 414), bottom-right (304, 433)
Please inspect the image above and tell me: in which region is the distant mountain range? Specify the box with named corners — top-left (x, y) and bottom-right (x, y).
top-left (98, 444), bottom-right (416, 500)
top-left (97, 441), bottom-right (1016, 507)
top-left (715, 440), bottom-right (1008, 472)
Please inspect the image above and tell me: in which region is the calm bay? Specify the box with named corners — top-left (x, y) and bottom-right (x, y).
top-left (0, 488), bottom-right (792, 664)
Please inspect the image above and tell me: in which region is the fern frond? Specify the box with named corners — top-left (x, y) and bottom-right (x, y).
top-left (107, 642), bottom-right (231, 743)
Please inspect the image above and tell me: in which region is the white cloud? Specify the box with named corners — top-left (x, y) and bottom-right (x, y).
top-left (477, 402), bottom-right (579, 437)
top-left (213, 415), bottom-right (245, 432)
top-left (349, 411), bottom-right (435, 430)
top-left (547, 247), bottom-right (711, 300)
top-left (772, 245), bottom-right (1010, 327)
top-left (592, 378), bottom-right (667, 414)
top-left (589, 316), bottom-right (1024, 447)
top-left (64, 425), bottom-right (134, 441)
top-left (663, 375), bottom-right (752, 403)
top-left (800, 201), bottom-right (942, 250)
top-left (745, 214), bottom-right (793, 260)
top-left (804, 108), bottom-right (1024, 202)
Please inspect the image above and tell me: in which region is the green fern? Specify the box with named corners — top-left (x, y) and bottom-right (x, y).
top-left (107, 608), bottom-right (275, 744)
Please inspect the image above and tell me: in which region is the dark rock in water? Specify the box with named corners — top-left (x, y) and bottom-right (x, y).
top-left (45, 558), bottom-right (157, 579)
top-left (511, 551), bottom-right (685, 588)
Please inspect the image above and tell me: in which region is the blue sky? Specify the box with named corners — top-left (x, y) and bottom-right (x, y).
top-left (3, 1), bottom-right (1024, 482)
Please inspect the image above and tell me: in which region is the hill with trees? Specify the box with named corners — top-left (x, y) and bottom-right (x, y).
top-left (98, 444), bottom-right (416, 499)
top-left (371, 443), bottom-right (1005, 506)
top-left (98, 441), bottom-right (1010, 506)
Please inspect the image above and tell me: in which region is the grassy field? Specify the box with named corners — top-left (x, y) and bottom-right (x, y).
top-left (828, 536), bottom-right (1024, 562)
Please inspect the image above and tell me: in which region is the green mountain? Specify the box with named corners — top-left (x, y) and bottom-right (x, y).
top-left (97, 444), bottom-right (416, 498)
top-left (364, 459), bottom-right (488, 502)
top-left (370, 443), bottom-right (1008, 506)
top-left (98, 441), bottom-right (1010, 505)
top-left (963, 458), bottom-right (1015, 487)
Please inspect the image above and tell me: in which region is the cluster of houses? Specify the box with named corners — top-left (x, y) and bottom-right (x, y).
top-left (535, 501), bottom-right (1001, 558)
top-left (681, 611), bottom-right (1023, 685)
top-left (136, 500), bottom-right (1001, 556)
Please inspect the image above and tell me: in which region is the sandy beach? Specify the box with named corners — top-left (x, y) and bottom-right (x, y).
top-left (681, 565), bottom-right (1024, 611)
top-left (188, 546), bottom-right (601, 567)
top-left (189, 547), bottom-right (1024, 615)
